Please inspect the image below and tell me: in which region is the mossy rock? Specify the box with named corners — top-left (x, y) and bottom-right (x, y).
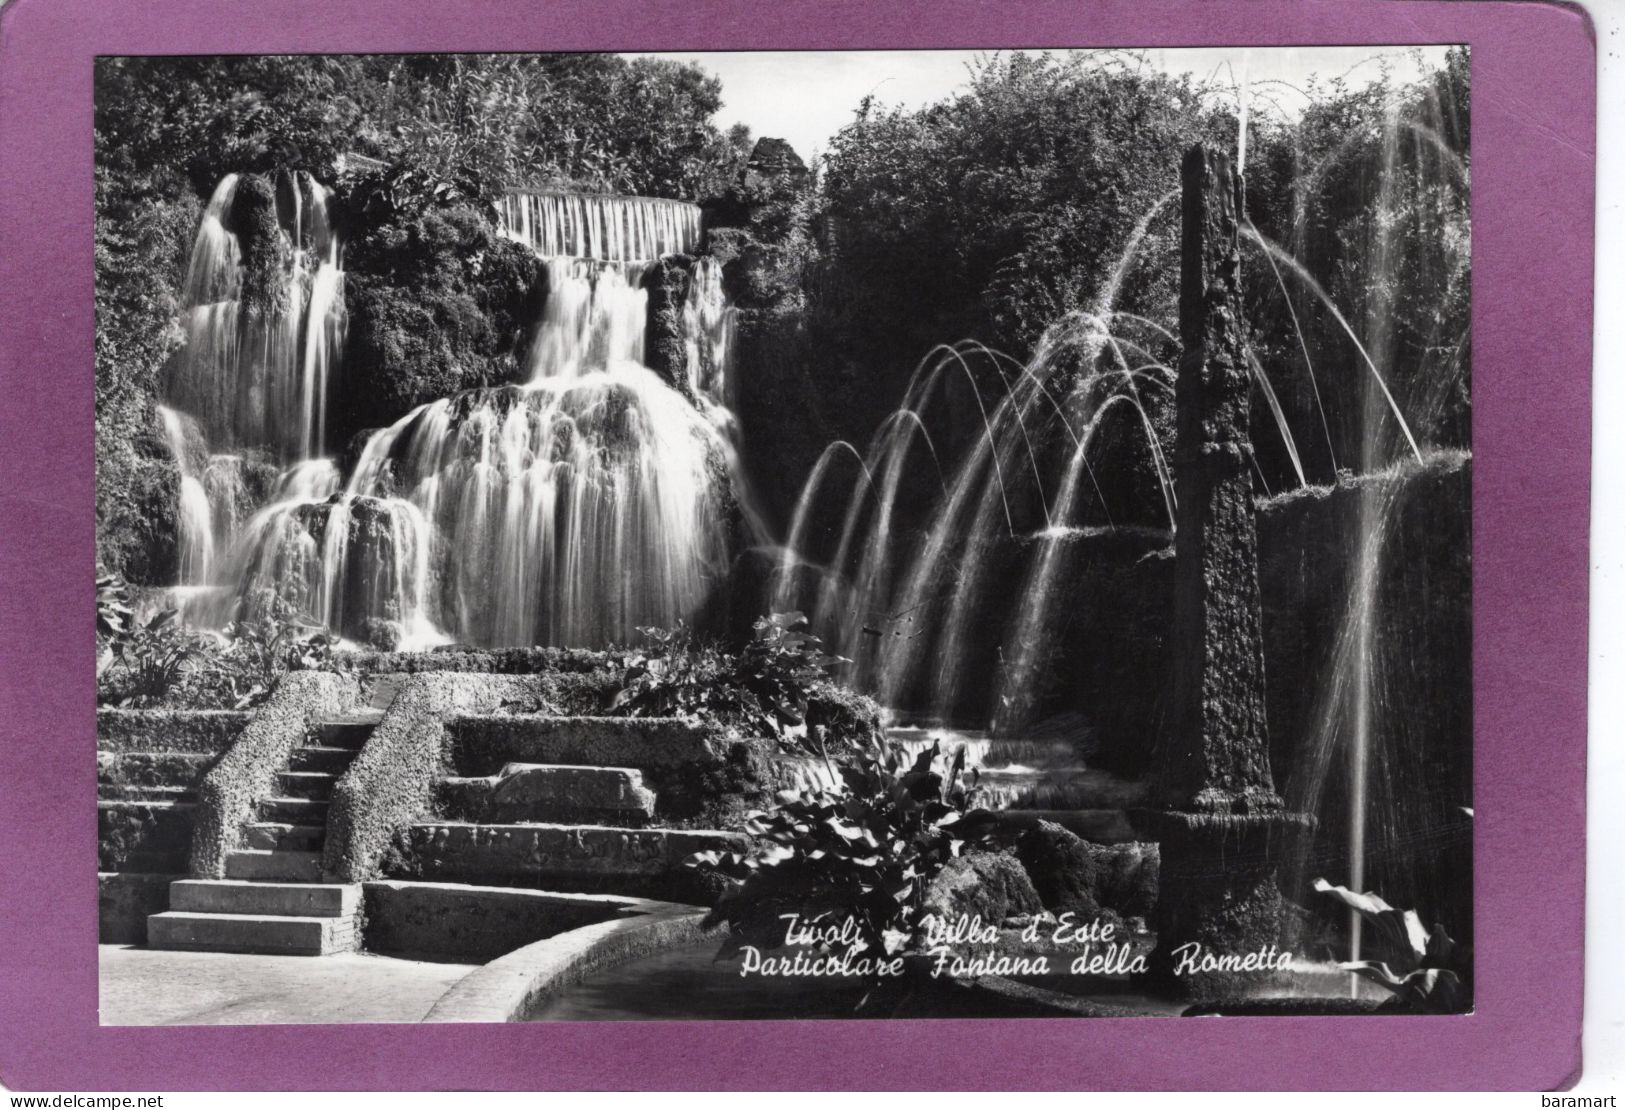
top-left (806, 680), bottom-right (884, 750)
top-left (921, 850), bottom-right (1042, 925)
top-left (333, 205), bottom-right (543, 443)
top-left (226, 174), bottom-right (293, 319)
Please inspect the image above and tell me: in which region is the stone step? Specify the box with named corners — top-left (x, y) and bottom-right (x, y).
top-left (288, 745), bottom-right (358, 774)
top-left (224, 849), bottom-right (323, 882)
top-left (256, 797), bottom-right (328, 824)
top-left (97, 708), bottom-right (250, 754)
top-left (97, 751), bottom-right (214, 789)
top-left (276, 771), bottom-right (337, 800)
top-left (241, 822), bottom-right (326, 852)
top-left (437, 764), bottom-right (657, 826)
top-left (397, 822), bottom-right (746, 885)
top-left (97, 783), bottom-right (196, 803)
top-left (147, 911), bottom-right (359, 956)
top-left (98, 800), bottom-right (195, 873)
top-left (447, 715), bottom-right (731, 774)
top-left (169, 879), bottom-right (359, 918)
top-left (314, 712), bottom-right (384, 750)
top-left (364, 674), bottom-right (407, 711)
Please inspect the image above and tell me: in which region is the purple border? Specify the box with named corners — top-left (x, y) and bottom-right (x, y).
top-left (0, 0), bottom-right (1593, 1091)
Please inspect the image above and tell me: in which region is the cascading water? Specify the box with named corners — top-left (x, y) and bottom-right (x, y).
top-left (773, 244), bottom-right (1187, 735)
top-left (497, 191), bottom-right (703, 263)
top-left (196, 184), bottom-right (739, 649)
top-left (684, 256), bottom-right (736, 406)
top-left (1274, 84), bottom-right (1472, 969)
top-left (338, 369), bottom-right (730, 648)
top-left (157, 405), bottom-right (215, 586)
top-left (164, 172), bottom-right (345, 463)
top-left (153, 170), bottom-right (347, 609)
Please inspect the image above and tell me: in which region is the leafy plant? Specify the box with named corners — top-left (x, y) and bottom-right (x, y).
top-left (103, 608), bottom-right (201, 707)
top-left (96, 566), bottom-right (137, 679)
top-left (346, 163), bottom-right (471, 224)
top-left (96, 566), bottom-right (135, 640)
top-left (1313, 878), bottom-right (1471, 1014)
top-left (611, 612), bottom-right (848, 749)
top-left (214, 599), bottom-right (338, 708)
top-left (98, 582), bottom-right (336, 709)
top-left (687, 737), bottom-right (996, 981)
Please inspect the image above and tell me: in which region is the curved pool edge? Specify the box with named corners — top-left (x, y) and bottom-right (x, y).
top-left (423, 901), bottom-right (713, 1023)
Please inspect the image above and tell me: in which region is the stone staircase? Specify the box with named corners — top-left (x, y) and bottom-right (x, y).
top-left (391, 716), bottom-right (750, 902)
top-left (147, 710), bottom-right (382, 956)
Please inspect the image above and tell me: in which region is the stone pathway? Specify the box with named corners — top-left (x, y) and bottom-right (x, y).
top-left (98, 944), bottom-right (476, 1025)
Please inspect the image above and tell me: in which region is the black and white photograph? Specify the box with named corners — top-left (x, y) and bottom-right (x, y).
top-left (92, 46), bottom-right (1473, 1025)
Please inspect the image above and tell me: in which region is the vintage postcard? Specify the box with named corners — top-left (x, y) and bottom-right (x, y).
top-left (0, 0), bottom-right (1596, 1092)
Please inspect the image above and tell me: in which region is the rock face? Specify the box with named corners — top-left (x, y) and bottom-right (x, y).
top-left (1015, 820), bottom-right (1102, 918)
top-left (745, 138), bottom-right (809, 186)
top-left (1089, 840), bottom-right (1160, 921)
top-left (921, 851), bottom-right (1041, 925)
top-left (702, 137), bottom-right (809, 233)
top-left (227, 174), bottom-right (292, 319)
top-left (272, 494), bottom-right (421, 645)
top-left (100, 411), bottom-right (184, 586)
top-left (641, 254), bottom-right (696, 399)
top-left (1014, 821), bottom-right (1161, 923)
top-left (1148, 146), bottom-right (1309, 998)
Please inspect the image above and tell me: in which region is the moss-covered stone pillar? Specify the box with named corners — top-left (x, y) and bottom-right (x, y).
top-left (1148, 145), bottom-right (1310, 999)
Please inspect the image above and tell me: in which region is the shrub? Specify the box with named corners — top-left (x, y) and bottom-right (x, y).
top-left (686, 738), bottom-right (997, 981)
top-left (97, 589), bottom-right (336, 711)
top-left (212, 601), bottom-right (339, 708)
top-left (332, 204), bottom-right (541, 444)
top-left (100, 609), bottom-right (202, 708)
top-left (97, 567), bottom-right (135, 642)
top-left (610, 612), bottom-right (855, 751)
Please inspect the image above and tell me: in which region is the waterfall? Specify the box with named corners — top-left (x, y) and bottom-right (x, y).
top-left (343, 372), bottom-right (729, 647)
top-left (189, 177), bottom-right (734, 650)
top-left (684, 257), bottom-right (736, 406)
top-left (157, 405), bottom-right (215, 586)
top-left (325, 190), bottom-right (731, 647)
top-left (163, 172), bottom-right (345, 463)
top-left (496, 192), bottom-right (703, 262)
top-left (525, 258), bottom-right (649, 380)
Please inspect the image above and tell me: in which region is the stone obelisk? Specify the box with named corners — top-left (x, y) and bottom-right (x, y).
top-left (1149, 145), bottom-right (1310, 999)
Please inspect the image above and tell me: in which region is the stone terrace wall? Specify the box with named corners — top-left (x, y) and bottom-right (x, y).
top-left (324, 672), bottom-right (545, 882)
top-left (447, 715), bottom-right (780, 827)
top-left (98, 709), bottom-right (251, 942)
